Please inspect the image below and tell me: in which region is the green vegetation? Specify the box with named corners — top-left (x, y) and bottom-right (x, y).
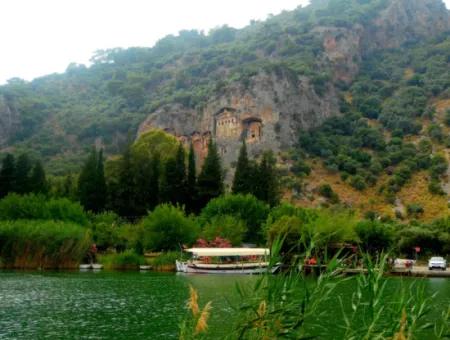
top-left (0, 193), bottom-right (88, 225)
top-left (78, 148), bottom-right (106, 213)
top-left (99, 250), bottom-right (146, 270)
top-left (0, 220), bottom-right (91, 269)
top-left (140, 204), bottom-right (198, 251)
top-left (180, 242), bottom-right (449, 339)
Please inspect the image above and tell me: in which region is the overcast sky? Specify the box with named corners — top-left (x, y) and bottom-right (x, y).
top-left (0, 0), bottom-right (448, 84)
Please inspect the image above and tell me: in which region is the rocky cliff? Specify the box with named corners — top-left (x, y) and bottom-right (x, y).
top-left (0, 0), bottom-right (448, 175)
top-left (138, 72), bottom-right (340, 168)
top-left (138, 0), bottom-right (449, 171)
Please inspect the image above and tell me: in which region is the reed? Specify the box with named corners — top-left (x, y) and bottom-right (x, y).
top-left (179, 285), bottom-right (212, 340)
top-left (0, 219), bottom-right (91, 269)
top-left (99, 250), bottom-right (146, 270)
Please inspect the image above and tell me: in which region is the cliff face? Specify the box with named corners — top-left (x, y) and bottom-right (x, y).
top-left (138, 72), bottom-right (340, 168)
top-left (138, 0), bottom-right (449, 170)
top-left (0, 96), bottom-right (19, 148)
top-left (368, 0), bottom-right (450, 50)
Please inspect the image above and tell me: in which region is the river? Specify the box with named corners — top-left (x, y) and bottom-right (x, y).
top-left (0, 271), bottom-right (448, 339)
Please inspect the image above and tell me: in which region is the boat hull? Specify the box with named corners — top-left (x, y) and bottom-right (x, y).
top-left (176, 260), bottom-right (279, 274)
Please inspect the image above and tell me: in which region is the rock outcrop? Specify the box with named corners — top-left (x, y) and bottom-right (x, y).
top-left (138, 72), bottom-right (340, 170)
top-left (366, 0), bottom-right (450, 50)
top-left (138, 0), bottom-right (450, 171)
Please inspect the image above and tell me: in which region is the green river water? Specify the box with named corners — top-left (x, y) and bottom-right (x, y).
top-left (0, 271), bottom-right (448, 339)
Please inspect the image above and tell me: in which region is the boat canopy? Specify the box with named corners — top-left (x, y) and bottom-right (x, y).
top-left (185, 248), bottom-right (270, 257)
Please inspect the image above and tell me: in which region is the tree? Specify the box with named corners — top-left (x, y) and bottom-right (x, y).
top-left (197, 139), bottom-right (223, 209)
top-left (30, 161), bottom-right (47, 194)
top-left (0, 154), bottom-right (16, 198)
top-left (355, 220), bottom-right (394, 253)
top-left (186, 143), bottom-right (197, 212)
top-left (14, 154), bottom-right (32, 194)
top-left (201, 215), bottom-right (246, 246)
top-left (162, 143), bottom-right (187, 206)
top-left (133, 153), bottom-right (155, 216)
top-left (232, 141), bottom-right (253, 195)
top-left (140, 204), bottom-right (199, 251)
top-left (200, 194), bottom-right (269, 243)
top-left (111, 143), bottom-right (138, 218)
top-left (96, 149), bottom-right (107, 211)
top-left (254, 151), bottom-right (280, 207)
top-left (149, 153), bottom-right (161, 211)
top-left (78, 148), bottom-right (106, 213)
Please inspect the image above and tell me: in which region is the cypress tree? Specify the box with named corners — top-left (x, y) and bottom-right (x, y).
top-left (255, 151), bottom-right (279, 207)
top-left (232, 141), bottom-right (252, 195)
top-left (186, 143), bottom-right (197, 212)
top-left (0, 154), bottom-right (16, 198)
top-left (30, 160), bottom-right (47, 194)
top-left (15, 154), bottom-right (32, 194)
top-left (197, 139), bottom-right (223, 209)
top-left (162, 143), bottom-right (187, 206)
top-left (62, 174), bottom-right (76, 200)
top-left (114, 143), bottom-right (137, 218)
top-left (133, 153), bottom-right (154, 216)
top-left (95, 149), bottom-right (107, 211)
top-left (148, 153), bottom-right (161, 211)
top-left (78, 148), bottom-right (98, 212)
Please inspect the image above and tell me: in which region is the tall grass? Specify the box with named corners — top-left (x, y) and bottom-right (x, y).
top-left (0, 194), bottom-right (88, 225)
top-left (99, 250), bottom-right (146, 270)
top-left (0, 220), bottom-right (91, 269)
top-left (179, 237), bottom-right (447, 339)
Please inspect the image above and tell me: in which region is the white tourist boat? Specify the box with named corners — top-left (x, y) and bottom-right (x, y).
top-left (176, 248), bottom-right (279, 274)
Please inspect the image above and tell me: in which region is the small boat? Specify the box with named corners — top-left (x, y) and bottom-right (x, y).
top-left (176, 248), bottom-right (280, 274)
top-left (80, 263), bottom-right (103, 270)
top-left (139, 265), bottom-right (152, 271)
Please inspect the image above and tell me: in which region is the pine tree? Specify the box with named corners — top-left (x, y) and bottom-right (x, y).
top-left (197, 139), bottom-right (223, 209)
top-left (15, 154), bottom-right (32, 194)
top-left (30, 160), bottom-right (47, 194)
top-left (186, 143), bottom-right (198, 212)
top-left (162, 143), bottom-right (187, 206)
top-left (232, 141), bottom-right (253, 195)
top-left (0, 154), bottom-right (16, 198)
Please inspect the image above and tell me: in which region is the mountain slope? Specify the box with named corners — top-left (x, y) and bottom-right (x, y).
top-left (0, 0), bottom-right (449, 222)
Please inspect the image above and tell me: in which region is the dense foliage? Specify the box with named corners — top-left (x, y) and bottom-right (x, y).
top-left (0, 220), bottom-right (91, 269)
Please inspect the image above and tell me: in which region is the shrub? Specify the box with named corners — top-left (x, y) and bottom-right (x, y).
top-left (140, 204), bottom-right (199, 251)
top-left (99, 250), bottom-right (146, 270)
top-left (89, 212), bottom-right (123, 251)
top-left (396, 220), bottom-right (449, 256)
top-left (150, 251), bottom-right (180, 271)
top-left (355, 220), bottom-right (394, 253)
top-left (0, 220), bottom-right (91, 269)
top-left (445, 110), bottom-right (450, 127)
top-left (318, 184), bottom-right (340, 203)
top-left (201, 215), bottom-right (246, 246)
top-left (200, 194), bottom-right (269, 243)
top-left (0, 194), bottom-right (88, 225)
top-left (350, 175), bottom-right (366, 191)
top-left (407, 204), bottom-right (424, 217)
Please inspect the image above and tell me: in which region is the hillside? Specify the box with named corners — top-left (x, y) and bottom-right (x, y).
top-left (0, 0), bottom-right (449, 220)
